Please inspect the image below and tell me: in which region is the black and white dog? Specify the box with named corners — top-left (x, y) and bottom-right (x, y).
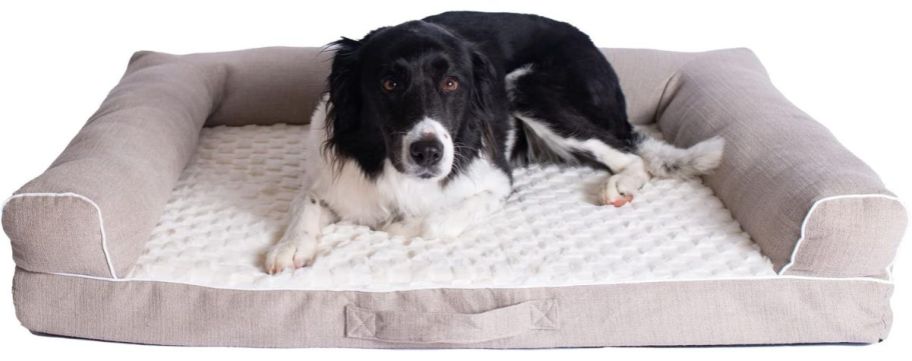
top-left (265, 11), bottom-right (723, 273)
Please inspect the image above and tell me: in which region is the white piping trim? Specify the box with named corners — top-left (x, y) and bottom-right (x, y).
top-left (3, 192), bottom-right (118, 279)
top-left (39, 270), bottom-right (892, 293)
top-left (778, 193), bottom-right (904, 277)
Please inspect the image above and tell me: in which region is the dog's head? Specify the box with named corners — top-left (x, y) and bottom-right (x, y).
top-left (325, 20), bottom-right (498, 180)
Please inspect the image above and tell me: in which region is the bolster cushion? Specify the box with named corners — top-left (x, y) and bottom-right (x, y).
top-left (2, 51), bottom-right (225, 277)
top-left (656, 48), bottom-right (907, 277)
top-left (1, 47), bottom-right (329, 278)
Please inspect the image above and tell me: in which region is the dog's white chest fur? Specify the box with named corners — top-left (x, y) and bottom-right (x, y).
top-left (304, 100), bottom-right (511, 228)
top-left (314, 158), bottom-right (508, 227)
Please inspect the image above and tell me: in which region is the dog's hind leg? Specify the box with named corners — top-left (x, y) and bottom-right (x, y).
top-left (505, 55), bottom-right (649, 207)
top-left (512, 112), bottom-right (649, 207)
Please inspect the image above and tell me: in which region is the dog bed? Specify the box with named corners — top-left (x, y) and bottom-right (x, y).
top-left (3, 47), bottom-right (907, 348)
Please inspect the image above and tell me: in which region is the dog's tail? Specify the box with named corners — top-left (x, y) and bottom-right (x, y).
top-left (634, 132), bottom-right (725, 179)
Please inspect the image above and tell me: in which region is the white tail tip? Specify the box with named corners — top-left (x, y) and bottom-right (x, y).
top-left (638, 136), bottom-right (725, 178)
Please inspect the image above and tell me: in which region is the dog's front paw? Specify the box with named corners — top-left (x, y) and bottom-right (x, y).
top-left (264, 238), bottom-right (317, 274)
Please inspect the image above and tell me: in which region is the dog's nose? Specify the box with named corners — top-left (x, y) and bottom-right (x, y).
top-left (409, 139), bottom-right (444, 167)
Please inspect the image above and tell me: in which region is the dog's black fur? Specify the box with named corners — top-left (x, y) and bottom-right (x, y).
top-left (265, 11), bottom-right (727, 272)
top-left (325, 11), bottom-right (636, 181)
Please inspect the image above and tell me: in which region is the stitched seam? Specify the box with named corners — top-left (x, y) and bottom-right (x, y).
top-left (882, 284), bottom-right (892, 338)
top-left (32, 270), bottom-right (893, 292)
top-left (652, 51), bottom-right (715, 125)
top-left (3, 193), bottom-right (117, 279)
top-left (531, 304), bottom-right (545, 327)
top-left (652, 66), bottom-right (683, 125)
top-left (347, 308), bottom-right (373, 337)
top-left (531, 300), bottom-right (557, 329)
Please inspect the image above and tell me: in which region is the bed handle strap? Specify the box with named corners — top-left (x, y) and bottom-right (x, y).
top-left (344, 299), bottom-right (559, 344)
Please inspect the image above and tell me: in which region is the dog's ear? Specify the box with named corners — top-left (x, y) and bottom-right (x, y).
top-left (470, 49), bottom-right (498, 118)
top-left (326, 37), bottom-right (362, 146)
top-left (469, 48), bottom-right (509, 163)
top-left (324, 34), bottom-right (389, 177)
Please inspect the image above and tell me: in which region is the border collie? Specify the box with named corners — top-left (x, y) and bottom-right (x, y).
top-left (265, 11), bottom-right (724, 273)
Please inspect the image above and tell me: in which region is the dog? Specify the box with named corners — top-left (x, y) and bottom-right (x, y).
top-left (264, 11), bottom-right (724, 273)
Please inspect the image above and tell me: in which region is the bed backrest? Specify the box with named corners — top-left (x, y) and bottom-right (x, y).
top-left (130, 47), bottom-right (700, 127)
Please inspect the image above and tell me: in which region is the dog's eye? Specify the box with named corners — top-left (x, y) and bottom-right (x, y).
top-left (382, 79), bottom-right (398, 92)
top-left (441, 77), bottom-right (459, 92)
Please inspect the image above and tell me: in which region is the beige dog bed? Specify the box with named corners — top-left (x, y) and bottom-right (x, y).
top-left (3, 47), bottom-right (906, 347)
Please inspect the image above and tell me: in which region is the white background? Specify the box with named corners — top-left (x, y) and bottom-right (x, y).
top-left (1, 0), bottom-right (910, 359)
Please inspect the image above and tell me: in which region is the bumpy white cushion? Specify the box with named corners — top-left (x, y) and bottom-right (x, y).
top-left (127, 124), bottom-right (774, 291)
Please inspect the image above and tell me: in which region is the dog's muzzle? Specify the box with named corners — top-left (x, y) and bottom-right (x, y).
top-left (401, 118), bottom-right (454, 180)
top-left (409, 138), bottom-right (444, 168)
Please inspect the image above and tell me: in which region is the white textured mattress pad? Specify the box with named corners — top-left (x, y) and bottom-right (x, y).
top-left (127, 124), bottom-right (775, 291)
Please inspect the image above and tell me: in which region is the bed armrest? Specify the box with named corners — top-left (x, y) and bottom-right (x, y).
top-left (2, 47), bottom-right (327, 278)
top-left (2, 51), bottom-right (225, 278)
top-left (656, 48), bottom-right (907, 278)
